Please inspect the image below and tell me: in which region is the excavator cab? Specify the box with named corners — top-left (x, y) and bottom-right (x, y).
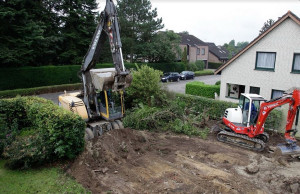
top-left (239, 94), bottom-right (266, 127)
top-left (97, 90), bottom-right (124, 121)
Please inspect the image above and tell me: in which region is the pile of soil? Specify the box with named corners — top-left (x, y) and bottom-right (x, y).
top-left (66, 128), bottom-right (300, 193)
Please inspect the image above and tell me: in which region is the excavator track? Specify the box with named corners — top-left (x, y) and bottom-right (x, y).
top-left (217, 130), bottom-right (265, 152)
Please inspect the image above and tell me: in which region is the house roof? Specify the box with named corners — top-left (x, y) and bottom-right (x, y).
top-left (214, 11), bottom-right (300, 75)
top-left (206, 42), bottom-right (229, 59)
top-left (178, 33), bottom-right (207, 47)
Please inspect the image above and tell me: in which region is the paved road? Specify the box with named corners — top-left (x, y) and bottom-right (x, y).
top-left (164, 75), bottom-right (220, 94)
top-left (38, 75), bottom-right (220, 103)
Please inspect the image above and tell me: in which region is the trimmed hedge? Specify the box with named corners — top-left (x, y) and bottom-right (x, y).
top-left (194, 70), bottom-right (214, 76)
top-left (176, 94), bottom-right (282, 130)
top-left (186, 81), bottom-right (220, 99)
top-left (0, 83), bottom-right (81, 98)
top-left (208, 62), bottom-right (222, 69)
top-left (0, 62), bottom-right (185, 90)
top-left (0, 97), bottom-right (85, 169)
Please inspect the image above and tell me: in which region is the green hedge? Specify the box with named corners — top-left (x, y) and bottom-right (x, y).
top-left (176, 94), bottom-right (282, 130)
top-left (194, 70), bottom-right (214, 76)
top-left (0, 97), bottom-right (85, 169)
top-left (186, 81), bottom-right (220, 99)
top-left (0, 62), bottom-right (185, 90)
top-left (0, 83), bottom-right (81, 98)
top-left (208, 62), bottom-right (222, 69)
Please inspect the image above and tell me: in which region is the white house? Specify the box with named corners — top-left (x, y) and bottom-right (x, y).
top-left (215, 11), bottom-right (300, 132)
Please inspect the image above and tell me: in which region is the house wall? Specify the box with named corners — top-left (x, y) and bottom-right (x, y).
top-left (179, 45), bottom-right (208, 63)
top-left (208, 52), bottom-right (221, 63)
top-left (219, 18), bottom-right (300, 134)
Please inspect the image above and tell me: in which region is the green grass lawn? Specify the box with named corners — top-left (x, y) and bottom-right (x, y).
top-left (0, 160), bottom-right (89, 194)
top-left (195, 70), bottom-right (214, 76)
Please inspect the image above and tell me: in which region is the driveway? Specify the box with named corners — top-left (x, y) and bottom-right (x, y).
top-left (163, 75), bottom-right (220, 94)
top-left (38, 75), bottom-right (220, 103)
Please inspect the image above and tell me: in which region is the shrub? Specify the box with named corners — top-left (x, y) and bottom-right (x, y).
top-left (126, 65), bottom-right (166, 107)
top-left (186, 63), bottom-right (198, 72)
top-left (186, 81), bottom-right (220, 99)
top-left (195, 60), bottom-right (205, 71)
top-left (0, 97), bottom-right (85, 169)
top-left (194, 70), bottom-right (214, 76)
top-left (208, 62), bottom-right (222, 69)
top-left (215, 81), bottom-right (221, 85)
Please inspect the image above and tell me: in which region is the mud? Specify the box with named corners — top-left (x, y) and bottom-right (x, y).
top-left (67, 128), bottom-right (300, 193)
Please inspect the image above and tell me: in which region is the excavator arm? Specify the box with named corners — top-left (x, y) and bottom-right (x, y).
top-left (80, 0), bottom-right (132, 120)
top-left (251, 89), bottom-right (300, 142)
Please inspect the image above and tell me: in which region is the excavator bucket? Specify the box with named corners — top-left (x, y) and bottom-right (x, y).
top-left (90, 68), bottom-right (132, 91)
top-left (276, 142), bottom-right (300, 155)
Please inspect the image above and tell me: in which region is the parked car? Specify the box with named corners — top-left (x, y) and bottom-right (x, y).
top-left (180, 71), bottom-right (195, 80)
top-left (161, 72), bottom-right (180, 82)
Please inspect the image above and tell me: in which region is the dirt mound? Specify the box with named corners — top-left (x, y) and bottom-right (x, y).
top-left (67, 129), bottom-right (300, 193)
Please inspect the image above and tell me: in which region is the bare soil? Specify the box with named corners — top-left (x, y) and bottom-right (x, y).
top-left (67, 128), bottom-right (300, 194)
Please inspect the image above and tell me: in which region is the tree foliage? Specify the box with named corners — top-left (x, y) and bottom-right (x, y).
top-left (223, 40), bottom-right (249, 59)
top-left (0, 0), bottom-right (97, 67)
top-left (117, 0), bottom-right (164, 62)
top-left (259, 19), bottom-right (275, 35)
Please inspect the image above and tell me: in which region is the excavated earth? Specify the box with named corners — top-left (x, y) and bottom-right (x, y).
top-left (66, 128), bottom-right (300, 194)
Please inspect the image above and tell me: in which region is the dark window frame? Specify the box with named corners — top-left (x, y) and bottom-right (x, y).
top-left (255, 51), bottom-right (276, 71)
top-left (291, 53), bottom-right (300, 74)
top-left (249, 86), bottom-right (260, 95)
top-left (271, 89), bottom-right (285, 99)
top-left (226, 83), bottom-right (245, 99)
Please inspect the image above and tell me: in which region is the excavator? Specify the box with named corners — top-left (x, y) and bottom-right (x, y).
top-left (58, 0), bottom-right (132, 139)
top-left (217, 89), bottom-right (300, 155)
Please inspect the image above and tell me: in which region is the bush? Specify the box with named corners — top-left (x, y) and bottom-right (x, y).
top-left (0, 97), bottom-right (85, 169)
top-left (194, 70), bottom-right (214, 76)
top-left (0, 83), bottom-right (81, 99)
top-left (208, 62), bottom-right (222, 69)
top-left (215, 81), bottom-right (221, 85)
top-left (126, 65), bottom-right (166, 107)
top-left (0, 62), bottom-right (185, 90)
top-left (186, 63), bottom-right (198, 72)
top-left (195, 60), bottom-right (205, 71)
top-left (186, 81), bottom-right (220, 99)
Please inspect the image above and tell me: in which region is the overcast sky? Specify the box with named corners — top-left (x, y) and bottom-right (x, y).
top-left (97, 0), bottom-right (300, 46)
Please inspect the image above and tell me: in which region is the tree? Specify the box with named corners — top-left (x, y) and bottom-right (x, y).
top-left (146, 30), bottom-right (181, 62)
top-left (259, 19), bottom-right (275, 35)
top-left (181, 47), bottom-right (188, 70)
top-left (0, 0), bottom-right (61, 67)
top-left (57, 0), bottom-right (98, 65)
top-left (223, 40), bottom-right (249, 59)
top-left (117, 0), bottom-right (164, 62)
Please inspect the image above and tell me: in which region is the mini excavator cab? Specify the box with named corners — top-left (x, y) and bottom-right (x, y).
top-left (238, 94), bottom-right (266, 127)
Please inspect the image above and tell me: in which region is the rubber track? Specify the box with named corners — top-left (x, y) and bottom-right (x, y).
top-left (217, 130), bottom-right (265, 152)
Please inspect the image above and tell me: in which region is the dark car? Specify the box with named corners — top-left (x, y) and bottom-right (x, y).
top-left (161, 72), bottom-right (180, 82)
top-left (180, 71), bottom-right (195, 80)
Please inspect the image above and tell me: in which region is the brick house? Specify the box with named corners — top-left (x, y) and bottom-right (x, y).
top-left (178, 33), bottom-right (209, 68)
top-left (206, 42), bottom-right (229, 64)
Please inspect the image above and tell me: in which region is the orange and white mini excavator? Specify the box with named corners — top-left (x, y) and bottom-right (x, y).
top-left (217, 89), bottom-right (300, 155)
top-left (58, 0), bottom-right (132, 139)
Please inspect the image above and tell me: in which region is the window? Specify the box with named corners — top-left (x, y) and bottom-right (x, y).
top-left (201, 48), bottom-right (205, 55)
top-left (255, 52), bottom-right (276, 71)
top-left (292, 53), bottom-right (300, 73)
top-left (249, 86), bottom-right (260, 95)
top-left (197, 48), bottom-right (200, 55)
top-left (271, 89), bottom-right (284, 99)
top-left (226, 83), bottom-right (245, 99)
